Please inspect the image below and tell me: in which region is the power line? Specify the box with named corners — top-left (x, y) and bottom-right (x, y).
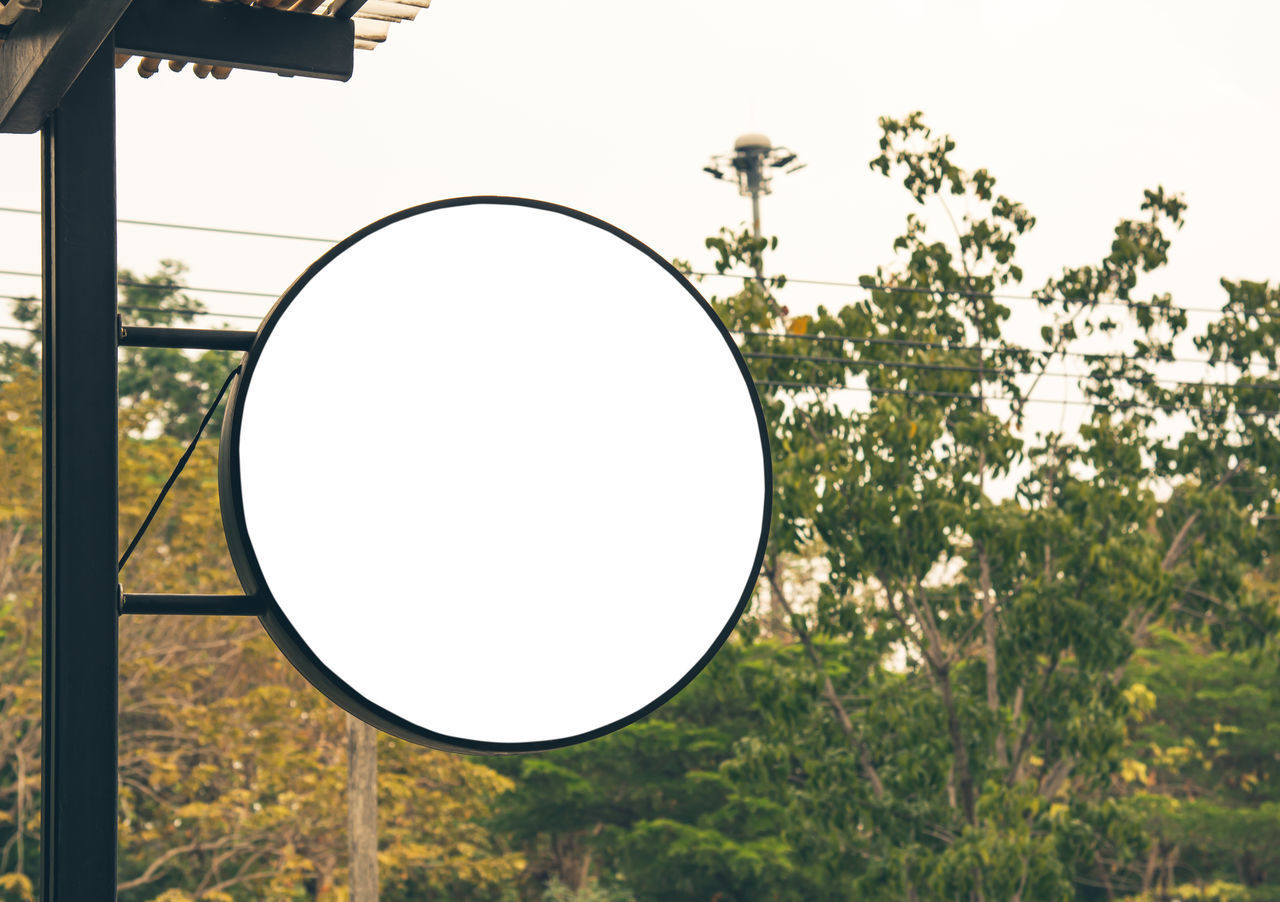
top-left (0, 269), bottom-right (279, 299)
top-left (732, 329), bottom-right (1250, 369)
top-left (692, 270), bottom-right (1253, 318)
top-left (691, 271), bottom-right (1280, 319)
top-left (0, 206), bottom-right (1270, 416)
top-left (759, 381), bottom-right (1016, 403)
top-left (118, 305), bottom-right (260, 321)
top-left (5, 259), bottom-right (1234, 319)
top-left (741, 350), bottom-right (1280, 394)
top-left (0, 206), bottom-right (337, 244)
top-left (1, 313), bottom-right (1274, 416)
top-left (0, 283), bottom-right (1271, 377)
top-left (0, 202), bottom-right (1262, 317)
top-left (0, 276), bottom-right (1256, 368)
top-left (0, 293), bottom-right (261, 322)
top-left (0, 292), bottom-right (1270, 370)
top-left (116, 280), bottom-right (276, 299)
top-left (3, 298), bottom-right (1270, 395)
top-left (755, 380), bottom-right (1280, 418)
top-left (0, 201), bottom-right (1270, 377)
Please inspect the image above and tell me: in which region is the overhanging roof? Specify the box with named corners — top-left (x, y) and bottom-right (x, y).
top-left (0, 0), bottom-right (134, 132)
top-left (0, 0), bottom-right (427, 132)
top-left (115, 0), bottom-right (428, 80)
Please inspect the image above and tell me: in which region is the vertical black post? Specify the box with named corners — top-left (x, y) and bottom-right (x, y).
top-left (40, 38), bottom-right (119, 901)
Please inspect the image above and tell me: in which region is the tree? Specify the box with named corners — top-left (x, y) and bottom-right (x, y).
top-left (717, 112), bottom-right (1279, 900)
top-left (490, 640), bottom-right (803, 901)
top-left (0, 270), bottom-right (523, 900)
top-left (1114, 625), bottom-right (1280, 898)
top-left (348, 714), bottom-right (379, 902)
top-left (491, 112), bottom-right (1280, 901)
top-left (5, 115), bottom-right (1279, 900)
top-left (0, 369), bottom-right (41, 902)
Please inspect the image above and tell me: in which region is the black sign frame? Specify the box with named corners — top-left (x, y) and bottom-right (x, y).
top-left (217, 196), bottom-right (774, 754)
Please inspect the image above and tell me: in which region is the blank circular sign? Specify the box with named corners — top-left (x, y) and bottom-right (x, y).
top-left (220, 197), bottom-right (770, 753)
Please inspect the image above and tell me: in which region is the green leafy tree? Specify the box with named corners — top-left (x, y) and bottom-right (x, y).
top-left (494, 112), bottom-right (1280, 902)
top-left (1115, 624), bottom-right (1280, 898)
top-left (490, 642), bottom-right (788, 900)
top-left (720, 112), bottom-right (1279, 900)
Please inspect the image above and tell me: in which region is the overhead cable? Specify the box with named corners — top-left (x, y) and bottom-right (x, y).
top-left (741, 350), bottom-right (1280, 393)
top-left (691, 270), bottom-right (1262, 318)
top-left (0, 293), bottom-right (1271, 370)
top-left (755, 381), bottom-right (1280, 418)
top-left (0, 205), bottom-right (336, 244)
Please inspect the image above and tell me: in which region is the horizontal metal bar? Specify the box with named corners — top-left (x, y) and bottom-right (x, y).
top-left (120, 593), bottom-right (266, 616)
top-left (119, 324), bottom-right (256, 351)
top-left (114, 0), bottom-right (354, 81)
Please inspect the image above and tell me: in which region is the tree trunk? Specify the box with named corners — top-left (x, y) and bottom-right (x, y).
top-left (977, 546), bottom-right (1005, 767)
top-left (347, 714), bottom-right (379, 902)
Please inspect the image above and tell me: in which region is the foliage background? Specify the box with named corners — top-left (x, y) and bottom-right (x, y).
top-left (0, 114), bottom-right (1276, 900)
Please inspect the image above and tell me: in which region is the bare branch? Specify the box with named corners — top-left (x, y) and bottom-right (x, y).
top-left (117, 834), bottom-right (241, 892)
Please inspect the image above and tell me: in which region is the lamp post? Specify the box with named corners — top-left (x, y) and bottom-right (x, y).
top-left (703, 133), bottom-right (804, 282)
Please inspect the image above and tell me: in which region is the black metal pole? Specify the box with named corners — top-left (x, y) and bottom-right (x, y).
top-left (41, 38), bottom-right (119, 901)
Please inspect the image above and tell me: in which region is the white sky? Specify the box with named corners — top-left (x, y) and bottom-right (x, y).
top-left (1, 0), bottom-right (1277, 448)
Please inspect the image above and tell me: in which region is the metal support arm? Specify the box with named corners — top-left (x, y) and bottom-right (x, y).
top-left (119, 323), bottom-right (257, 351)
top-left (120, 592), bottom-right (266, 616)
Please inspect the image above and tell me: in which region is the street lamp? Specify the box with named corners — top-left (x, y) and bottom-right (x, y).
top-left (703, 133), bottom-right (805, 279)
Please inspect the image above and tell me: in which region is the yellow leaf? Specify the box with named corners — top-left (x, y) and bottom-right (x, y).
top-left (787, 315), bottom-right (811, 335)
top-left (0, 873), bottom-right (34, 902)
top-left (1120, 758), bottom-right (1149, 785)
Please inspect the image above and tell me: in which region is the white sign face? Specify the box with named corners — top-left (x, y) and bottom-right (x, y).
top-left (220, 198), bottom-right (770, 753)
